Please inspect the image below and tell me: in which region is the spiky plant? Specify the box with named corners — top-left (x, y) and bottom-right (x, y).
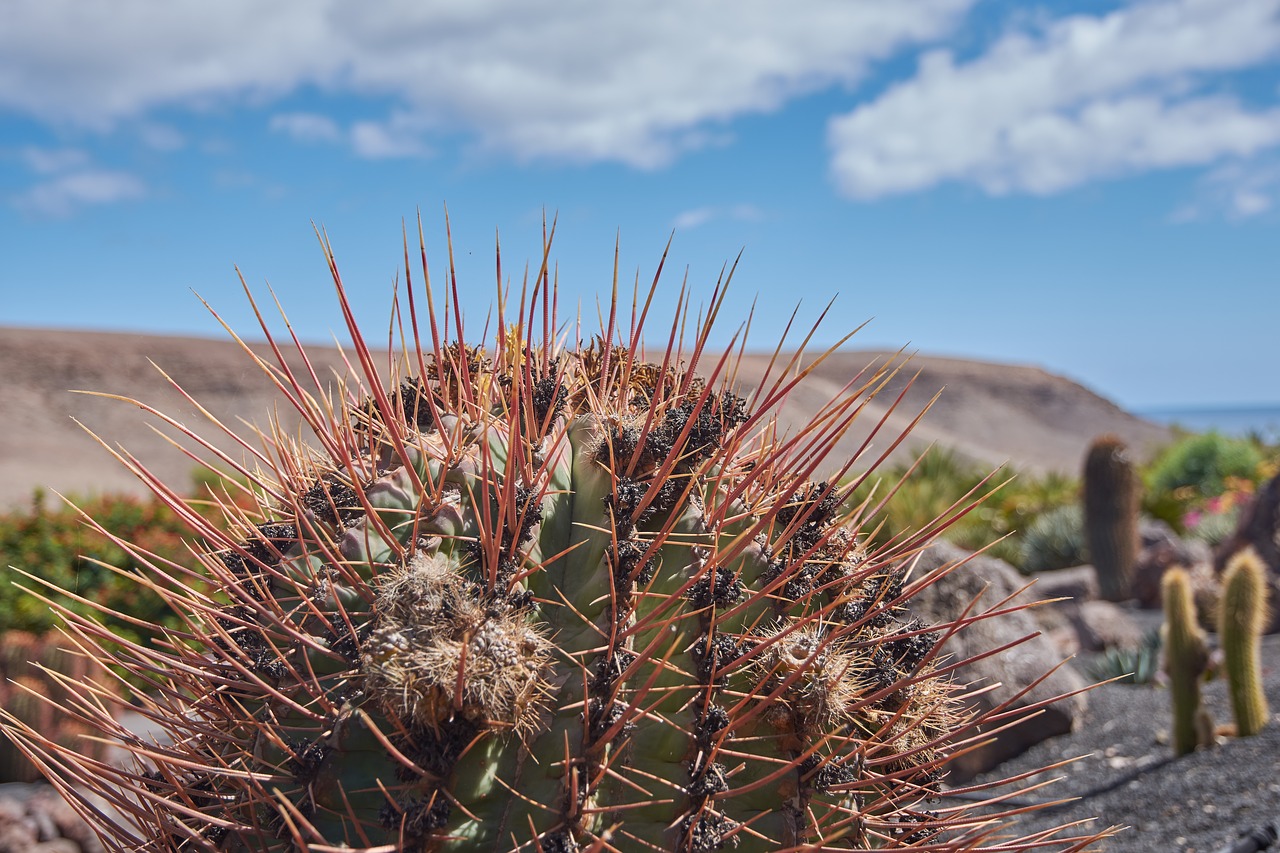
top-left (1219, 548), bottom-right (1270, 738)
top-left (1, 224), bottom-right (1104, 852)
top-left (1162, 567), bottom-right (1213, 756)
top-left (1082, 435), bottom-right (1140, 602)
top-left (0, 630), bottom-right (121, 783)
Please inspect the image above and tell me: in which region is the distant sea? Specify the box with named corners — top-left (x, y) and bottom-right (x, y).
top-left (1137, 404), bottom-right (1280, 444)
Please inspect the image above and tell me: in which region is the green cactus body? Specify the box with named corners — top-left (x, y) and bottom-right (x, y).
top-left (1219, 549), bottom-right (1271, 737)
top-left (0, 230), bottom-right (1107, 852)
top-left (1161, 568), bottom-right (1212, 755)
top-left (1083, 435), bottom-right (1141, 602)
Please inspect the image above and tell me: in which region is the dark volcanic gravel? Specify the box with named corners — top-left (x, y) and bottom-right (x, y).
top-left (964, 634), bottom-right (1280, 852)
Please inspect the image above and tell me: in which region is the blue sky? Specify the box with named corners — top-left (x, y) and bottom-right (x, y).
top-left (2, 0), bottom-right (1278, 409)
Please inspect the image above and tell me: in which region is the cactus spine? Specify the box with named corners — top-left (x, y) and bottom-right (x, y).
top-left (0, 226), bottom-right (1104, 852)
top-left (0, 631), bottom-right (118, 783)
top-left (1083, 434), bottom-right (1141, 602)
top-left (1162, 567), bottom-right (1213, 755)
top-left (1219, 548), bottom-right (1271, 737)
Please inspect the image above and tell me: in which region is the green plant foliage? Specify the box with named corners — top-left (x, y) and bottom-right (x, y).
top-left (0, 491), bottom-right (185, 641)
top-left (1019, 505), bottom-right (1088, 573)
top-left (1185, 508), bottom-right (1239, 546)
top-left (1086, 629), bottom-right (1161, 686)
top-left (847, 448), bottom-right (1081, 573)
top-left (0, 474), bottom-right (243, 645)
top-left (1147, 432), bottom-right (1265, 499)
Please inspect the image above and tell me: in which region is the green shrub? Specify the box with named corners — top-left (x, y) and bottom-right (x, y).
top-left (1019, 504), bottom-right (1089, 572)
top-left (846, 447), bottom-right (997, 547)
top-left (0, 473), bottom-right (248, 646)
top-left (847, 448), bottom-right (1081, 571)
top-left (1186, 508), bottom-right (1239, 547)
top-left (1147, 432), bottom-right (1264, 498)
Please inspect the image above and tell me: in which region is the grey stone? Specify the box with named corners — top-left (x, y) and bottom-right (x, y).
top-left (1130, 519), bottom-right (1212, 608)
top-left (1069, 599), bottom-right (1146, 653)
top-left (1026, 564), bottom-right (1098, 605)
top-left (905, 541), bottom-right (1089, 782)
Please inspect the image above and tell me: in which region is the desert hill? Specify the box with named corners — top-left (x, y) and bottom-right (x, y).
top-left (0, 326), bottom-right (1172, 508)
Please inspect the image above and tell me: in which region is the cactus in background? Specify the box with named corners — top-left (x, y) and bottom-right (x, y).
top-left (1220, 548), bottom-right (1271, 737)
top-left (0, 631), bottom-right (119, 783)
top-left (1083, 434), bottom-right (1141, 602)
top-left (1162, 567), bottom-right (1213, 755)
top-left (0, 226), bottom-right (1104, 852)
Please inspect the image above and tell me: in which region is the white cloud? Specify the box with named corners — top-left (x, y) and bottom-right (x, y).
top-left (672, 204), bottom-right (764, 229)
top-left (0, 0), bottom-right (973, 167)
top-left (270, 112), bottom-right (342, 143)
top-left (828, 0), bottom-right (1280, 198)
top-left (13, 170), bottom-right (146, 216)
top-left (20, 146), bottom-right (89, 174)
top-left (350, 115), bottom-right (430, 159)
top-left (1173, 157), bottom-right (1280, 219)
top-left (138, 122), bottom-right (186, 151)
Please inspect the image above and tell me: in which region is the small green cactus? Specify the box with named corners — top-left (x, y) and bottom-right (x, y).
top-left (0, 227), bottom-right (1105, 852)
top-left (0, 630), bottom-right (118, 783)
top-left (1162, 567), bottom-right (1213, 755)
top-left (1219, 548), bottom-right (1271, 737)
top-left (1083, 435), bottom-right (1141, 602)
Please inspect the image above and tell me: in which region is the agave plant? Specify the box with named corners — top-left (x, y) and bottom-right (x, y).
top-left (2, 222), bottom-right (1103, 851)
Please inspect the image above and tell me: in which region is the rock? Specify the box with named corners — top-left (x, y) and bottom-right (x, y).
top-left (1028, 564), bottom-right (1098, 604)
top-left (30, 841), bottom-right (80, 853)
top-left (906, 541), bottom-right (1089, 782)
top-left (1130, 519), bottom-right (1212, 609)
top-left (1214, 473), bottom-right (1280, 573)
top-left (1024, 566), bottom-right (1100, 656)
top-left (0, 785), bottom-right (101, 853)
top-left (0, 819), bottom-right (38, 852)
top-left (1214, 474), bottom-right (1280, 634)
top-left (1069, 600), bottom-right (1146, 653)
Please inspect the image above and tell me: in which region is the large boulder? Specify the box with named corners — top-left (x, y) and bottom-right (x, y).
top-left (1025, 567), bottom-right (1147, 655)
top-left (906, 541), bottom-right (1089, 782)
top-left (1214, 474), bottom-right (1280, 634)
top-left (1130, 518), bottom-right (1212, 608)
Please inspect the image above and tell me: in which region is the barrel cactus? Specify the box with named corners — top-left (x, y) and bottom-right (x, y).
top-left (1, 227), bottom-right (1103, 851)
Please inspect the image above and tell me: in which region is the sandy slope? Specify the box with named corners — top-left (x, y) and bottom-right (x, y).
top-left (0, 326), bottom-right (1172, 508)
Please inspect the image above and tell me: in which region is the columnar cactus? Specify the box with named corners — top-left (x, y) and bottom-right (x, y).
top-left (1083, 435), bottom-right (1141, 602)
top-left (0, 630), bottom-right (120, 783)
top-left (1, 227), bottom-right (1103, 851)
top-left (1162, 567), bottom-right (1213, 755)
top-left (1220, 548), bottom-right (1271, 737)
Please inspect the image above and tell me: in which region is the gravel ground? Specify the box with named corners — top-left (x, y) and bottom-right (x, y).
top-left (963, 634), bottom-right (1280, 853)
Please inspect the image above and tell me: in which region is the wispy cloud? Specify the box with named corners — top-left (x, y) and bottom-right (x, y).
top-left (14, 170), bottom-right (146, 216)
top-left (21, 146), bottom-right (90, 174)
top-left (672, 204), bottom-right (764, 230)
top-left (1172, 157), bottom-right (1280, 220)
top-left (350, 115), bottom-right (430, 159)
top-left (270, 112), bottom-right (342, 143)
top-left (828, 0), bottom-right (1280, 198)
top-left (0, 0), bottom-right (973, 167)
top-left (138, 122), bottom-right (185, 151)
top-left (12, 145), bottom-right (146, 216)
